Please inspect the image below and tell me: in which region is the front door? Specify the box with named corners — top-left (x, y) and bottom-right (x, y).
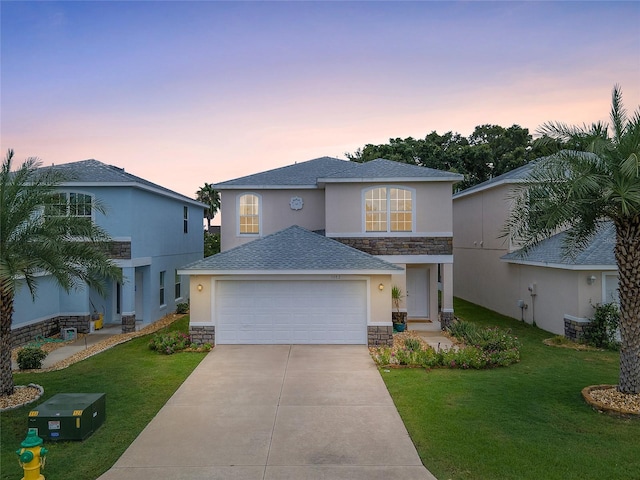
top-left (407, 267), bottom-right (429, 318)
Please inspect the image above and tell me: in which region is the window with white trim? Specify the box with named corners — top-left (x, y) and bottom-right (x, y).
top-left (238, 193), bottom-right (260, 234)
top-left (175, 270), bottom-right (181, 300)
top-left (183, 206), bottom-right (189, 234)
top-left (159, 271), bottom-right (166, 306)
top-left (46, 192), bottom-right (93, 223)
top-left (365, 187), bottom-right (413, 232)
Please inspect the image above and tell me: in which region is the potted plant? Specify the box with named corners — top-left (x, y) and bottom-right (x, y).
top-left (391, 285), bottom-right (407, 332)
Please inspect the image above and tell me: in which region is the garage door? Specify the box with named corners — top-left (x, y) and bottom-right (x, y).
top-left (215, 280), bottom-right (367, 344)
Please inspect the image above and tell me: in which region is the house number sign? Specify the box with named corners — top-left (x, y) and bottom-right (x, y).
top-left (290, 196), bottom-right (304, 210)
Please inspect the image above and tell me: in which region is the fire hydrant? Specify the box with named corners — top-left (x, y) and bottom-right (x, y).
top-left (15, 431), bottom-right (48, 480)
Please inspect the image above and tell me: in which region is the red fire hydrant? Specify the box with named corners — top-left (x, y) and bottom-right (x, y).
top-left (16, 430), bottom-right (48, 480)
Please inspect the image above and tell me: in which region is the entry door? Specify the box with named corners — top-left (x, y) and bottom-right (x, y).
top-left (407, 267), bottom-right (429, 318)
top-left (113, 280), bottom-right (122, 323)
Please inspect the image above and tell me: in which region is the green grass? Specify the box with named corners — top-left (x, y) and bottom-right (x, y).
top-left (382, 298), bottom-right (640, 480)
top-left (1, 316), bottom-right (206, 480)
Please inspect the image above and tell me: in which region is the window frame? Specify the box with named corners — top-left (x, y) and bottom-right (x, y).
top-left (362, 185), bottom-right (415, 233)
top-left (236, 192), bottom-right (262, 236)
top-left (45, 190), bottom-right (95, 222)
top-left (175, 270), bottom-right (182, 301)
top-left (183, 206), bottom-right (189, 234)
top-left (159, 271), bottom-right (166, 307)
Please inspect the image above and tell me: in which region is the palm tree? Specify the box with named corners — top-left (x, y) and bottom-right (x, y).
top-left (506, 85), bottom-right (640, 394)
top-left (1, 150), bottom-right (122, 396)
top-left (196, 183), bottom-right (221, 232)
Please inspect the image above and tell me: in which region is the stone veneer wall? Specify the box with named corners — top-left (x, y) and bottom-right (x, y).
top-left (11, 315), bottom-right (90, 348)
top-left (121, 315), bottom-right (136, 333)
top-left (440, 311), bottom-right (454, 331)
top-left (106, 241), bottom-right (132, 260)
top-left (564, 317), bottom-right (591, 342)
top-left (334, 236), bottom-right (452, 256)
top-left (190, 325), bottom-right (216, 346)
top-left (368, 325), bottom-right (393, 347)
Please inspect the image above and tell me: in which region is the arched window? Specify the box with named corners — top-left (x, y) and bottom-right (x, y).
top-left (238, 193), bottom-right (260, 235)
top-left (364, 187), bottom-right (413, 232)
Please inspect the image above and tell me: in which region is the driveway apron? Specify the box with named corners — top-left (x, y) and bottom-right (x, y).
top-left (98, 345), bottom-right (437, 480)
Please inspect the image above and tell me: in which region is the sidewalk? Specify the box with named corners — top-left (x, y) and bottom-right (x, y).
top-left (12, 324), bottom-right (124, 370)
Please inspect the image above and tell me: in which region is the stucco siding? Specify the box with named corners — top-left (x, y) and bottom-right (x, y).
top-left (219, 189), bottom-right (325, 251)
top-left (325, 182), bottom-right (454, 235)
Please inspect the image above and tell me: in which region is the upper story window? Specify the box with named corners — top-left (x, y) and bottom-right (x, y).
top-left (238, 193), bottom-right (260, 235)
top-left (364, 187), bottom-right (413, 232)
top-left (183, 206), bottom-right (189, 234)
top-left (45, 192), bottom-right (93, 232)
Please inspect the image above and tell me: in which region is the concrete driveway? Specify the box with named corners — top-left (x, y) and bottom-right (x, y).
top-left (98, 345), bottom-right (437, 480)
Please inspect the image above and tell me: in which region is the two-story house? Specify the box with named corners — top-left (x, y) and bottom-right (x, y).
top-left (453, 161), bottom-right (619, 337)
top-left (11, 159), bottom-right (205, 347)
top-left (180, 156), bottom-right (462, 347)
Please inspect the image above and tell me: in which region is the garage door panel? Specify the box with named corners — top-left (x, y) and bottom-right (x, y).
top-left (215, 280), bottom-right (367, 344)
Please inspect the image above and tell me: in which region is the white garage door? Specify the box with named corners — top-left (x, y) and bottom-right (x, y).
top-left (215, 280), bottom-right (367, 344)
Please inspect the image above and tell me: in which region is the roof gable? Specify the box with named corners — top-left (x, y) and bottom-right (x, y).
top-left (179, 225), bottom-right (404, 273)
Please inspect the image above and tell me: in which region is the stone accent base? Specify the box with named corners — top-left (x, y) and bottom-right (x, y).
top-left (564, 316), bottom-right (591, 342)
top-left (368, 325), bottom-right (393, 347)
top-left (11, 315), bottom-right (90, 348)
top-left (122, 315), bottom-right (136, 333)
top-left (440, 311), bottom-right (454, 331)
top-left (190, 325), bottom-right (215, 346)
top-left (335, 236), bottom-right (452, 256)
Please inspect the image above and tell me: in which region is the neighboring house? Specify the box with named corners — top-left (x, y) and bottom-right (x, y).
top-left (11, 159), bottom-right (205, 347)
top-left (180, 156), bottom-right (462, 347)
top-left (452, 162), bottom-right (619, 337)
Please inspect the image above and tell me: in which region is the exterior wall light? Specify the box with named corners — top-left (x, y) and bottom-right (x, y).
top-left (378, 283), bottom-right (384, 291)
top-left (587, 275), bottom-right (597, 285)
top-left (197, 284), bottom-right (203, 292)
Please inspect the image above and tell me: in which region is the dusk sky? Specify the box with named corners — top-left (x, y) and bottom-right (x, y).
top-left (2, 1), bottom-right (639, 207)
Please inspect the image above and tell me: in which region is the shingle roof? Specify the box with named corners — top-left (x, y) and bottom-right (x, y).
top-left (501, 222), bottom-right (616, 268)
top-left (320, 158), bottom-right (463, 182)
top-left (214, 157), bottom-right (351, 189)
top-left (41, 159), bottom-right (203, 205)
top-left (214, 156), bottom-right (462, 189)
top-left (179, 225), bottom-right (404, 273)
top-left (453, 161), bottom-right (538, 199)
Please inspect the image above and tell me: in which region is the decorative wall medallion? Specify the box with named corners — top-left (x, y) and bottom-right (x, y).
top-left (290, 196), bottom-right (304, 210)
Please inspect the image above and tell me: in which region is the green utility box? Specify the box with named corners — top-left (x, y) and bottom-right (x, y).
top-left (28, 393), bottom-right (106, 441)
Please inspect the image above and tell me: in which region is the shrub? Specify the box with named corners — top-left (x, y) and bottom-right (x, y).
top-left (149, 331), bottom-right (192, 355)
top-left (584, 303), bottom-right (620, 350)
top-left (175, 302), bottom-right (189, 314)
top-left (17, 347), bottom-right (48, 370)
top-left (403, 337), bottom-right (422, 352)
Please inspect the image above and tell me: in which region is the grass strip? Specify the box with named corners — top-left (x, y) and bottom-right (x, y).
top-left (1, 316), bottom-right (206, 480)
top-left (382, 298), bottom-right (640, 480)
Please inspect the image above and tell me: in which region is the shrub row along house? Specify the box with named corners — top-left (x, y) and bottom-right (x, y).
top-left (10, 160), bottom-right (204, 348)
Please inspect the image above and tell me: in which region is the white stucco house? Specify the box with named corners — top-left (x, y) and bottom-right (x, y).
top-left (453, 161), bottom-right (619, 337)
top-left (180, 156), bottom-right (462, 346)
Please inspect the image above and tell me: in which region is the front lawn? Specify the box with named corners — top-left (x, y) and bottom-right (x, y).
top-left (0, 316), bottom-right (207, 480)
top-left (382, 298), bottom-right (640, 480)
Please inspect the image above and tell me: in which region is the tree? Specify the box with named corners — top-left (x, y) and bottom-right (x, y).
top-left (0, 150), bottom-right (122, 396)
top-left (346, 125), bottom-right (534, 190)
top-left (203, 231), bottom-right (220, 257)
top-left (505, 85), bottom-right (640, 394)
top-left (196, 183), bottom-right (220, 232)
